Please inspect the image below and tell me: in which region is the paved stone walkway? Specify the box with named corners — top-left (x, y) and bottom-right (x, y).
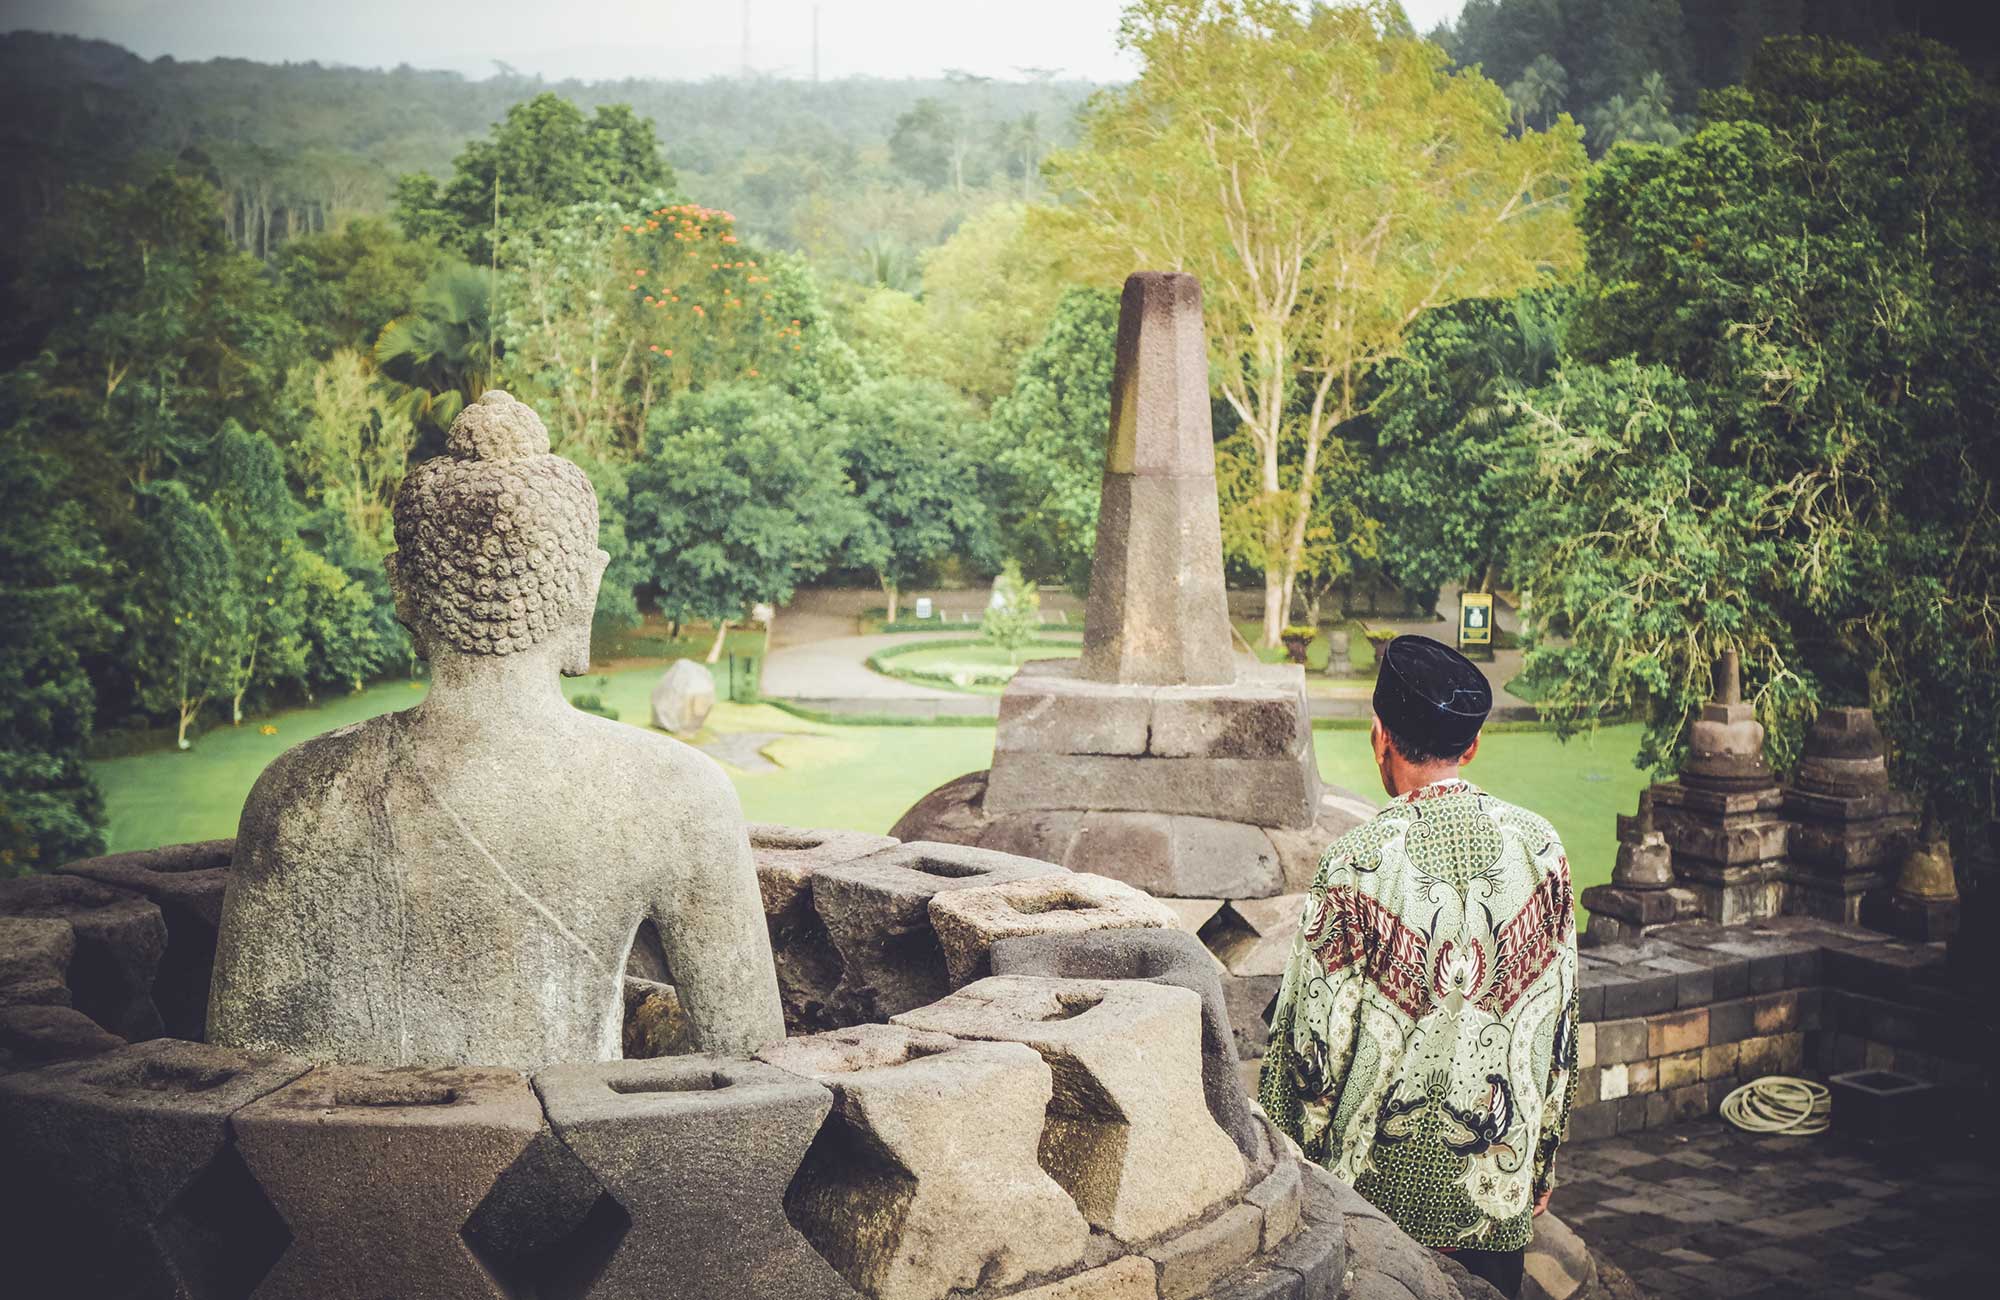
top-left (698, 731), bottom-right (790, 773)
top-left (1556, 1122), bottom-right (1995, 1298)
top-left (760, 632), bottom-right (981, 704)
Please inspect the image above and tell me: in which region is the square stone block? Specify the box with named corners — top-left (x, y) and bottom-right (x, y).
top-left (986, 752), bottom-right (1319, 830)
top-left (896, 975), bottom-right (1246, 1242)
top-left (1648, 1008), bottom-right (1710, 1057)
top-left (758, 1025), bottom-right (1089, 1298)
top-left (996, 665), bottom-right (1156, 757)
top-left (533, 1056), bottom-right (858, 1300)
top-left (58, 840), bottom-right (234, 1040)
top-left (0, 873), bottom-right (166, 1040)
top-left (1150, 669), bottom-right (1315, 762)
top-left (749, 824), bottom-right (900, 918)
top-left (928, 873), bottom-right (1178, 986)
top-left (0, 1040), bottom-right (307, 1298)
top-left (1069, 813), bottom-right (1286, 900)
top-left (990, 928), bottom-right (1267, 1164)
top-left (234, 1064), bottom-right (547, 1300)
top-left (814, 843), bottom-right (1063, 1021)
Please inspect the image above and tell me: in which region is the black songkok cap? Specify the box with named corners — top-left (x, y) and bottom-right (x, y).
top-left (1373, 635), bottom-right (1491, 757)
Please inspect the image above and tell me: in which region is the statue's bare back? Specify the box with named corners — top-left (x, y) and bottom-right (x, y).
top-left (208, 392), bottom-right (784, 1069)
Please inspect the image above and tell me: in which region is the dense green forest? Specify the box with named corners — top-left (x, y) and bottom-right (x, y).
top-left (1432, 0), bottom-right (1996, 151)
top-left (3, 4), bottom-right (1996, 875)
top-left (0, 31), bottom-right (1094, 290)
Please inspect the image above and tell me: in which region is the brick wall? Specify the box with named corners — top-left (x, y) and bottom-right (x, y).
top-left (1567, 916), bottom-right (1982, 1142)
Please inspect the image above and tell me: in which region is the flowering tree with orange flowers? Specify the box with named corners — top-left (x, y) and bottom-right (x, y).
top-left (502, 201), bottom-right (805, 461)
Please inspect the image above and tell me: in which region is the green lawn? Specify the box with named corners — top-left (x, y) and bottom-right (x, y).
top-left (90, 668), bottom-right (1647, 910)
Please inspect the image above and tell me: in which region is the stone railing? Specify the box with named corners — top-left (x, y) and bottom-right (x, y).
top-left (0, 834), bottom-right (1504, 1300)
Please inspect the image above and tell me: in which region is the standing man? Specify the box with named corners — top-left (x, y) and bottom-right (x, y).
top-left (1260, 636), bottom-right (1578, 1299)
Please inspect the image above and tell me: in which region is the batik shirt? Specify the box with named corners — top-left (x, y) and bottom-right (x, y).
top-left (1258, 778), bottom-right (1578, 1251)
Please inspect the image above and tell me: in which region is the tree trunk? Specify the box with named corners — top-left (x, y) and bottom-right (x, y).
top-left (1261, 577), bottom-right (1285, 652)
top-left (883, 579), bottom-right (900, 625)
top-left (705, 619), bottom-right (730, 664)
top-left (177, 699), bottom-right (196, 751)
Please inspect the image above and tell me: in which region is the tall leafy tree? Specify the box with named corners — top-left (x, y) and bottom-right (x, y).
top-left (1364, 288), bottom-right (1568, 599)
top-left (1048, 0), bottom-right (1586, 646)
top-left (7, 167), bottom-right (300, 484)
top-left (824, 378), bottom-right (998, 623)
top-left (626, 385), bottom-right (860, 661)
top-left (283, 348), bottom-right (416, 559)
top-left (0, 441), bottom-right (112, 872)
top-left (128, 481), bottom-right (243, 750)
top-left (393, 94), bottom-right (676, 262)
top-left (274, 217), bottom-right (443, 358)
top-left (987, 287), bottom-right (1120, 589)
top-left (206, 423), bottom-right (309, 724)
top-left (1505, 37), bottom-right (2000, 833)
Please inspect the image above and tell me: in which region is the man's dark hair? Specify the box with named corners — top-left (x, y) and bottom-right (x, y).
top-left (1383, 722), bottom-right (1471, 767)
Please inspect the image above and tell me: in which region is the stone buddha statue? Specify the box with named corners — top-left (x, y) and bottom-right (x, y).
top-left (208, 391), bottom-right (785, 1068)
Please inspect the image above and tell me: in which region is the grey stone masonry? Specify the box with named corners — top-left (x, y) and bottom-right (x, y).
top-left (984, 660), bottom-right (1323, 830)
top-left (1079, 271), bottom-right (1235, 687)
top-left (1566, 915), bottom-right (1984, 1143)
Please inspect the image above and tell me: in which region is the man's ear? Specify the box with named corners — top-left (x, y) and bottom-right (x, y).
top-left (1460, 734), bottom-right (1481, 765)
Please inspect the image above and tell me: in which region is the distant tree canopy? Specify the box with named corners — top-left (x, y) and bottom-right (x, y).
top-left (1440, 0), bottom-right (1997, 154)
top-left (393, 94), bottom-right (677, 262)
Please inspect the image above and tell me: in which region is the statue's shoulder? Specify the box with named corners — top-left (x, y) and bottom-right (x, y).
top-left (251, 714), bottom-right (397, 799)
top-left (564, 709), bottom-right (739, 799)
top-left (233, 714), bottom-right (401, 865)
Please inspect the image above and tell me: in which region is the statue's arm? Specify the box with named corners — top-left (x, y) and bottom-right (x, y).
top-left (649, 760), bottom-right (786, 1055)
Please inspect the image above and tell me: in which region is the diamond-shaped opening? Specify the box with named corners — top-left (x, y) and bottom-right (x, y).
top-left (153, 1145), bottom-right (292, 1300)
top-left (465, 1132), bottom-right (627, 1300)
top-left (624, 917), bottom-right (674, 984)
top-left (784, 1107), bottom-right (918, 1290)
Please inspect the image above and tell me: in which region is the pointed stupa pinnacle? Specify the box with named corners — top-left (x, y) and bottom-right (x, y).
top-left (1077, 272), bottom-right (1236, 687)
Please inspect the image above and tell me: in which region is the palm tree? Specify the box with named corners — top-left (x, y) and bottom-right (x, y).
top-left (1589, 72), bottom-right (1686, 152)
top-left (1506, 55), bottom-right (1569, 132)
top-left (374, 263), bottom-right (500, 433)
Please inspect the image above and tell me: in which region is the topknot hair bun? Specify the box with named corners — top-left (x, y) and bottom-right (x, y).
top-left (447, 390), bottom-right (552, 462)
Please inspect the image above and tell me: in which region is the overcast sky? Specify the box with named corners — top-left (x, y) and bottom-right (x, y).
top-left (6, 0), bottom-right (1468, 82)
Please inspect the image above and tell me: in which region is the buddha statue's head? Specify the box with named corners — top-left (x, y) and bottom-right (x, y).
top-left (387, 391), bottom-right (608, 676)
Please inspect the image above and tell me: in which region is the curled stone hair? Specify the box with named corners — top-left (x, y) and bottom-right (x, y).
top-left (390, 390), bottom-right (598, 657)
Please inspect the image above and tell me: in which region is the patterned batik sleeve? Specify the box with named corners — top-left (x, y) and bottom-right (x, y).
top-left (1532, 846), bottom-right (1581, 1201)
top-left (1259, 852), bottom-right (1368, 1163)
top-left (1532, 983), bottom-right (1580, 1201)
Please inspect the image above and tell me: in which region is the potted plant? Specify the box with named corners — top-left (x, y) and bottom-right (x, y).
top-left (1363, 626), bottom-right (1398, 667)
top-left (1281, 624), bottom-right (1318, 665)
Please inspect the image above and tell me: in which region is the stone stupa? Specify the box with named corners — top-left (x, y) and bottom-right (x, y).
top-left (894, 272), bottom-right (1370, 1060)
